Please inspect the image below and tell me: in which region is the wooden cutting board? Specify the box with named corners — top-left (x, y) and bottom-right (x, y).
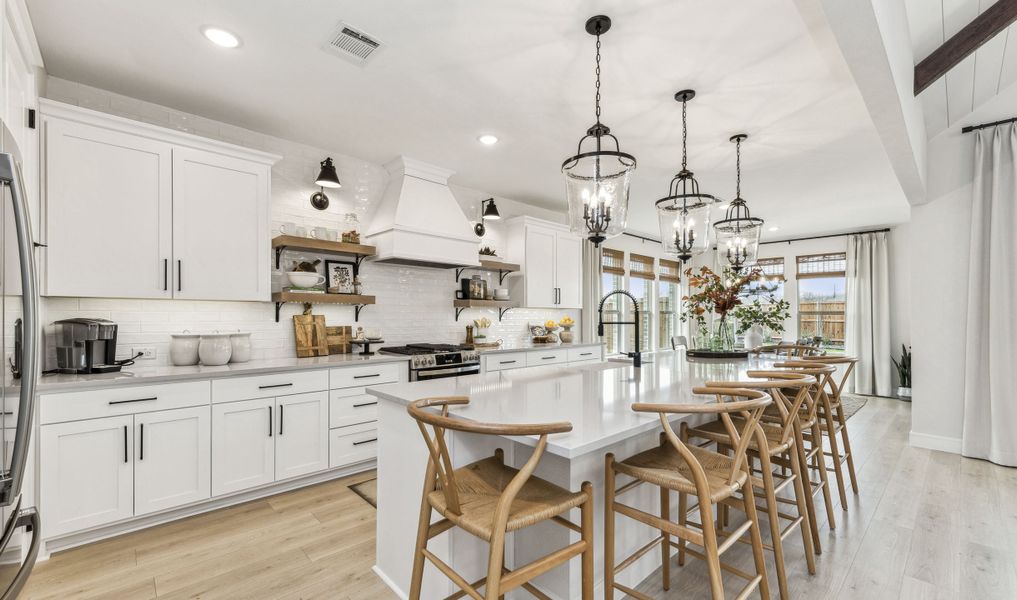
top-left (326, 325), bottom-right (352, 355)
top-left (293, 312), bottom-right (329, 357)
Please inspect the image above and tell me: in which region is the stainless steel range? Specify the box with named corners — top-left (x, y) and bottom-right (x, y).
top-left (379, 343), bottom-right (480, 381)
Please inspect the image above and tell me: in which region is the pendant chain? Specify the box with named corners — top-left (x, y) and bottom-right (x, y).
top-left (681, 99), bottom-right (688, 170)
top-left (735, 136), bottom-right (742, 198)
top-left (594, 34), bottom-right (602, 124)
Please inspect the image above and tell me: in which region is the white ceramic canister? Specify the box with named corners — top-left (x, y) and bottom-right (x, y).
top-left (230, 332), bottom-right (252, 363)
top-left (169, 332), bottom-right (201, 366)
top-left (198, 332), bottom-right (233, 366)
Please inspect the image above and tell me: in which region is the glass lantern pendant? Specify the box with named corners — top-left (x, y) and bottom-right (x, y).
top-left (714, 134), bottom-right (764, 272)
top-left (562, 15), bottom-right (636, 247)
top-left (655, 90), bottom-right (717, 263)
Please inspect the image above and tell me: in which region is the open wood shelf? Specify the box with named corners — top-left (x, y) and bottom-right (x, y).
top-left (272, 235), bottom-right (376, 270)
top-left (454, 260), bottom-right (521, 285)
top-left (453, 298), bottom-right (517, 321)
top-left (272, 291), bottom-right (376, 323)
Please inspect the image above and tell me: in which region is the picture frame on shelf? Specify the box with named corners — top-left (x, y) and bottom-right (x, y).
top-left (325, 260), bottom-right (356, 294)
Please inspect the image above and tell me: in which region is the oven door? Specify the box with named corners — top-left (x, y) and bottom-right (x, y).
top-left (413, 364), bottom-right (480, 381)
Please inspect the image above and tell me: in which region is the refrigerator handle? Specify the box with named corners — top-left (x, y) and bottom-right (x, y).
top-left (0, 507), bottom-right (41, 600)
top-left (0, 152), bottom-right (40, 503)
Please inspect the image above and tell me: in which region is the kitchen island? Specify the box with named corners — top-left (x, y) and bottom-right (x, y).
top-left (369, 352), bottom-right (783, 599)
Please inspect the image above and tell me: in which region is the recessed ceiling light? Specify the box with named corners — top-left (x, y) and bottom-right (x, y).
top-left (768, 226), bottom-right (779, 232)
top-left (201, 26), bottom-right (241, 48)
top-left (477, 134), bottom-right (499, 146)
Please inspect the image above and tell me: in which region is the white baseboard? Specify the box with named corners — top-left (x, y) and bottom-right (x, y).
top-left (909, 431), bottom-right (961, 454)
top-left (373, 565), bottom-right (408, 600)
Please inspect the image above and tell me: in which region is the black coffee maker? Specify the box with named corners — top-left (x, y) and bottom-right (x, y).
top-left (51, 318), bottom-right (124, 374)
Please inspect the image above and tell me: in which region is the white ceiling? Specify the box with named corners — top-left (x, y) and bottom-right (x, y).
top-left (26, 0), bottom-right (910, 240)
top-left (906, 0), bottom-right (1017, 139)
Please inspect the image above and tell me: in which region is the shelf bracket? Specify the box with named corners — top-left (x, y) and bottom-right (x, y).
top-left (455, 306), bottom-right (466, 321)
top-left (274, 302), bottom-right (283, 323)
top-left (454, 267), bottom-right (467, 281)
top-left (274, 246), bottom-right (287, 270)
top-left (353, 255), bottom-right (366, 278)
top-left (355, 304), bottom-right (367, 322)
top-left (498, 307), bottom-right (513, 321)
top-left (498, 269), bottom-right (509, 286)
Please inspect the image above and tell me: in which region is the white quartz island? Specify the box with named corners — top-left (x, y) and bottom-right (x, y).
top-left (369, 353), bottom-right (784, 599)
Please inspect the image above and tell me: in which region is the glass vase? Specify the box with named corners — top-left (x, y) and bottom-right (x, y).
top-left (712, 318), bottom-right (735, 351)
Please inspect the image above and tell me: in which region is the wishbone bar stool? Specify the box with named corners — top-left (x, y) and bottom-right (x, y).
top-left (684, 371), bottom-right (818, 600)
top-left (604, 387), bottom-right (772, 600)
top-left (407, 397), bottom-right (594, 600)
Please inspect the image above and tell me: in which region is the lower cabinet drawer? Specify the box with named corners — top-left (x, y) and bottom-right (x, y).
top-left (526, 349), bottom-right (567, 367)
top-left (329, 388), bottom-right (378, 428)
top-left (41, 381), bottom-right (211, 425)
top-left (485, 352), bottom-right (528, 372)
top-left (567, 347), bottom-right (601, 362)
top-left (330, 363), bottom-right (402, 390)
top-left (212, 370), bottom-right (328, 404)
top-left (329, 422), bottom-right (378, 468)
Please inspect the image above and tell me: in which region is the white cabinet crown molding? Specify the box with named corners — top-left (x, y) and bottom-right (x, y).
top-left (39, 99), bottom-right (281, 166)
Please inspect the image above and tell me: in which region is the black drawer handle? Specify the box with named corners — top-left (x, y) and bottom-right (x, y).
top-left (353, 401), bottom-right (377, 408)
top-left (0, 411), bottom-right (12, 416)
top-left (580, 352), bottom-right (593, 356)
top-left (258, 383), bottom-right (293, 390)
top-left (353, 373), bottom-right (381, 379)
top-left (109, 397), bottom-right (158, 405)
top-left (499, 360), bottom-right (517, 365)
top-left (353, 438), bottom-right (378, 446)
top-left (541, 356), bottom-right (556, 360)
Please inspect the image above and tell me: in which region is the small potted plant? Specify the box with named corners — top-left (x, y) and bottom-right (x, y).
top-left (892, 344), bottom-right (911, 400)
top-left (479, 245), bottom-right (498, 258)
top-left (733, 295), bottom-right (791, 351)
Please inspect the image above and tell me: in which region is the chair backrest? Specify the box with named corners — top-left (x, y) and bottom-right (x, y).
top-left (632, 387), bottom-right (771, 488)
top-left (775, 361), bottom-right (838, 423)
top-left (706, 371), bottom-right (817, 449)
top-left (406, 397), bottom-right (572, 516)
top-left (671, 335), bottom-right (689, 350)
top-left (789, 356), bottom-right (857, 401)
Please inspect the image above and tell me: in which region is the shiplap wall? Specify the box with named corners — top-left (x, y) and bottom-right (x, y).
top-left (42, 77), bottom-right (579, 365)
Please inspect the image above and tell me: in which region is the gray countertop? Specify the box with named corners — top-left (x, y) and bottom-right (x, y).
top-left (35, 353), bottom-right (409, 393)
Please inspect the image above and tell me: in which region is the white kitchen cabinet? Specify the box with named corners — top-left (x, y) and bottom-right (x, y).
top-left (40, 415), bottom-right (134, 538)
top-left (40, 101), bottom-right (279, 300)
top-left (507, 217), bottom-right (583, 309)
top-left (42, 117), bottom-right (173, 298)
top-left (211, 397), bottom-right (275, 497)
top-left (274, 391), bottom-right (329, 480)
top-left (172, 147), bottom-right (271, 301)
top-left (134, 406), bottom-right (211, 516)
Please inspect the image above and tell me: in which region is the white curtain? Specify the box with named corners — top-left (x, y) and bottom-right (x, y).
top-left (845, 231), bottom-right (892, 396)
top-left (580, 242), bottom-right (602, 344)
top-left (962, 123), bottom-right (1017, 466)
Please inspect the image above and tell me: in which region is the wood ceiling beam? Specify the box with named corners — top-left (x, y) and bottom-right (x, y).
top-left (914, 0), bottom-right (1017, 95)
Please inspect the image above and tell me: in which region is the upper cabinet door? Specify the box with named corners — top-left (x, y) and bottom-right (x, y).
top-left (44, 119), bottom-right (173, 298)
top-left (171, 148), bottom-right (270, 301)
top-left (554, 232), bottom-right (583, 309)
top-left (524, 226), bottom-right (557, 307)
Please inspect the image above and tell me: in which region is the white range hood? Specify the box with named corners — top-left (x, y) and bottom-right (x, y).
top-left (365, 157), bottom-right (480, 269)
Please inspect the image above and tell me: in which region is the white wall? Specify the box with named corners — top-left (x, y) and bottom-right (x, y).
top-left (41, 77), bottom-right (578, 365)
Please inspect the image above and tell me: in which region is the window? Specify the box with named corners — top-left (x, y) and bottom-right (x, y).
top-left (796, 253), bottom-right (846, 352)
top-left (658, 259), bottom-right (681, 350)
top-left (742, 257), bottom-right (785, 301)
top-left (600, 249), bottom-right (625, 354)
top-left (628, 254), bottom-right (654, 351)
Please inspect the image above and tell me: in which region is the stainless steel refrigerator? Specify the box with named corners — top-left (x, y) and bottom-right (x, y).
top-left (0, 120), bottom-right (41, 598)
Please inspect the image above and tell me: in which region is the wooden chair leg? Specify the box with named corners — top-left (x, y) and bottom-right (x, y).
top-left (788, 447), bottom-right (816, 574)
top-left (823, 408), bottom-right (849, 507)
top-left (485, 533), bottom-right (506, 600)
top-left (409, 461), bottom-right (438, 600)
top-left (836, 407), bottom-right (859, 494)
top-left (677, 491), bottom-right (688, 566)
top-left (581, 482), bottom-right (594, 600)
top-left (660, 486), bottom-right (671, 591)
top-left (698, 496), bottom-right (725, 600)
top-left (760, 454), bottom-right (789, 600)
top-left (604, 454), bottom-right (616, 600)
top-left (741, 479), bottom-right (771, 600)
top-left (794, 426), bottom-right (822, 553)
top-left (812, 419), bottom-right (837, 527)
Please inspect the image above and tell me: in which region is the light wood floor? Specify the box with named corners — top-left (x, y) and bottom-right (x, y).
top-left (21, 397), bottom-right (1017, 599)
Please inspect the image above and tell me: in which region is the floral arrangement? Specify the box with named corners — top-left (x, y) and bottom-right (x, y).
top-left (679, 266), bottom-right (762, 330)
top-left (732, 296), bottom-right (791, 335)
top-left (559, 316), bottom-right (575, 328)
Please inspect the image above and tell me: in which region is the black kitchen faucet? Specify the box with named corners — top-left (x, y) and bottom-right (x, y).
top-left (597, 290), bottom-right (642, 368)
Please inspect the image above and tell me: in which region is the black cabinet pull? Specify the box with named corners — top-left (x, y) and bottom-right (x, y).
top-left (580, 352), bottom-right (593, 356)
top-left (353, 438), bottom-right (377, 446)
top-left (177, 260), bottom-right (182, 292)
top-left (353, 373), bottom-right (381, 379)
top-left (109, 397), bottom-right (158, 406)
top-left (499, 360), bottom-right (516, 365)
top-left (123, 425), bottom-right (128, 463)
top-left (279, 405), bottom-right (284, 436)
top-left (541, 356), bottom-right (556, 360)
top-left (163, 259), bottom-right (168, 291)
top-left (258, 383), bottom-right (293, 390)
top-left (139, 423), bottom-right (144, 461)
top-left (268, 406), bottom-right (273, 437)
top-left (353, 401), bottom-right (377, 408)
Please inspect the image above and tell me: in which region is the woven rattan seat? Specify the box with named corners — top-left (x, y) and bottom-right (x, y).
top-left (427, 456), bottom-right (588, 542)
top-left (615, 444), bottom-right (748, 502)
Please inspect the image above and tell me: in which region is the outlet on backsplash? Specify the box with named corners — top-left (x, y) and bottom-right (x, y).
top-left (133, 347), bottom-right (157, 360)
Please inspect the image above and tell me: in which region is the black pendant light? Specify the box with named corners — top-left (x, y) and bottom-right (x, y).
top-left (714, 134), bottom-right (764, 272)
top-left (654, 90), bottom-right (718, 264)
top-left (474, 198), bottom-right (501, 237)
top-left (562, 15), bottom-right (636, 247)
top-left (310, 157), bottom-right (342, 211)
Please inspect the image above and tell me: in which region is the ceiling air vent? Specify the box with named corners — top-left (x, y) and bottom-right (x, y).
top-left (323, 23), bottom-right (382, 66)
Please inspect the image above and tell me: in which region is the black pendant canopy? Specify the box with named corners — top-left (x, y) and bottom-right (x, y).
top-left (561, 15), bottom-right (636, 247)
top-left (714, 134), bottom-right (764, 272)
top-left (315, 157), bottom-right (342, 188)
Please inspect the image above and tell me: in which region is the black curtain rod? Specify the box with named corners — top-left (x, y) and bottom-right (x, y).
top-left (759, 227), bottom-right (891, 246)
top-left (961, 116), bottom-right (1017, 133)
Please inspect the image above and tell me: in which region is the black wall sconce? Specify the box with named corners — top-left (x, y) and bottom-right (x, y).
top-left (310, 157), bottom-right (342, 210)
top-left (473, 198), bottom-right (501, 237)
